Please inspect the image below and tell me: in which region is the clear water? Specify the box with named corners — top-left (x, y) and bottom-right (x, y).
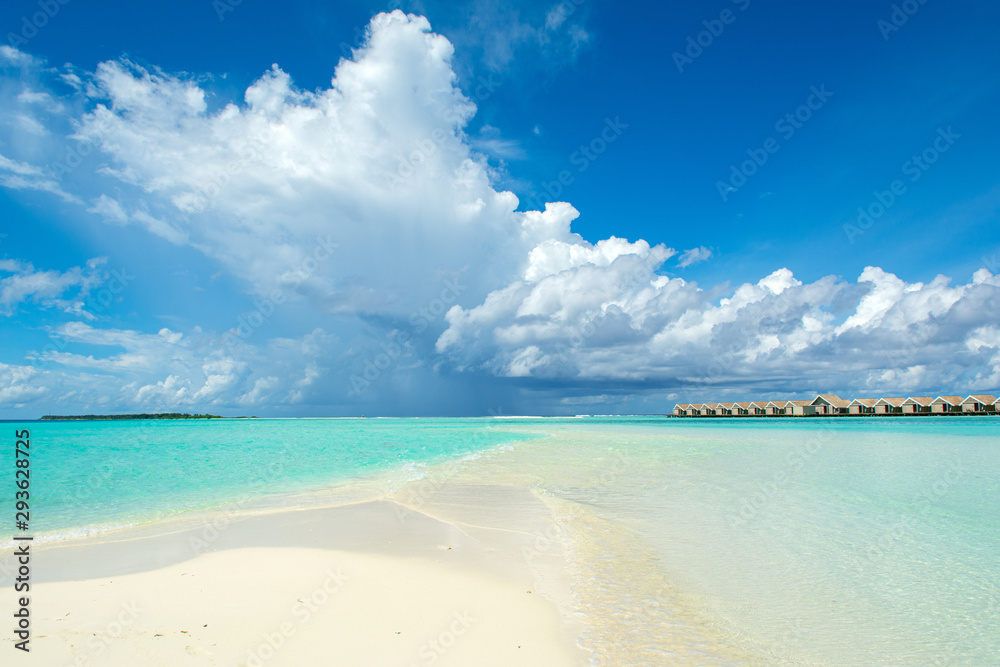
top-left (3, 416), bottom-right (998, 664)
top-left (0, 418), bottom-right (534, 541)
top-left (436, 417), bottom-right (1000, 665)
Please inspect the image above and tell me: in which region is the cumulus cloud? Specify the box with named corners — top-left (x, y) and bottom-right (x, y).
top-left (0, 12), bottom-right (996, 417)
top-left (55, 13), bottom-right (529, 315)
top-left (438, 262), bottom-right (1000, 397)
top-left (0, 362), bottom-right (47, 406)
top-left (27, 322), bottom-right (338, 411)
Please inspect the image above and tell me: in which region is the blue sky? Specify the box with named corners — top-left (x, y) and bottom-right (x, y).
top-left (1, 0), bottom-right (999, 417)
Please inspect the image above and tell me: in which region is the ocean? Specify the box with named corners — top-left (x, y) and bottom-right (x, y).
top-left (4, 416), bottom-right (998, 665)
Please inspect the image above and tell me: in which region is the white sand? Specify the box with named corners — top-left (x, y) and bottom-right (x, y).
top-left (1, 499), bottom-right (588, 666)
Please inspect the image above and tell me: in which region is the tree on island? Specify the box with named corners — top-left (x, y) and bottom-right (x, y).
top-left (39, 413), bottom-right (224, 421)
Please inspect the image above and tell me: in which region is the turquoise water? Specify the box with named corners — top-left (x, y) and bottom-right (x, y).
top-left (3, 416), bottom-right (998, 664)
top-left (0, 418), bottom-right (534, 541)
top-left (434, 416), bottom-right (1000, 665)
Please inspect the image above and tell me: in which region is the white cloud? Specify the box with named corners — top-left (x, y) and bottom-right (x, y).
top-left (438, 262), bottom-right (1000, 396)
top-left (15, 113), bottom-right (47, 135)
top-left (27, 323), bottom-right (341, 412)
top-left (0, 258), bottom-right (109, 317)
top-left (0, 12), bottom-right (997, 417)
top-left (0, 152), bottom-right (79, 203)
top-left (0, 153), bottom-right (44, 176)
top-left (43, 12), bottom-right (525, 315)
top-left (87, 194), bottom-right (128, 224)
top-left (0, 46), bottom-right (37, 67)
top-left (470, 124), bottom-right (525, 159)
top-left (0, 362), bottom-right (47, 405)
top-left (677, 246), bottom-right (713, 268)
top-left (410, 0), bottom-right (591, 73)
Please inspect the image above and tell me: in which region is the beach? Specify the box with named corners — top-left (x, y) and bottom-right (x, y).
top-left (13, 500), bottom-right (585, 666)
top-left (3, 417), bottom-right (999, 665)
top-left (4, 1), bottom-right (999, 663)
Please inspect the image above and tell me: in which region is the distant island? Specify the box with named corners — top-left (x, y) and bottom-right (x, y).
top-left (40, 413), bottom-right (224, 421)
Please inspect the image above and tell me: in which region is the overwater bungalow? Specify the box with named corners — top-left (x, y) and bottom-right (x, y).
top-left (961, 395), bottom-right (996, 413)
top-left (848, 398), bottom-right (878, 415)
top-left (901, 397), bottom-right (933, 414)
top-left (874, 397), bottom-right (905, 414)
top-left (765, 401), bottom-right (785, 416)
top-left (811, 394), bottom-right (851, 415)
top-left (673, 394), bottom-right (1000, 417)
top-left (671, 392), bottom-right (998, 417)
top-left (785, 400), bottom-right (812, 415)
top-left (931, 396), bottom-right (964, 414)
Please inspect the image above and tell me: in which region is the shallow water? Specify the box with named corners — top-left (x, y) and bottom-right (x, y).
top-left (1, 418), bottom-right (532, 542)
top-left (444, 417), bottom-right (1000, 665)
top-left (7, 416), bottom-right (999, 664)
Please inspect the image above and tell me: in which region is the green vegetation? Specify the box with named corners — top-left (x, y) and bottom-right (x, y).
top-left (39, 413), bottom-right (224, 421)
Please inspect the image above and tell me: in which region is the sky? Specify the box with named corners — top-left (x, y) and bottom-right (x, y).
top-left (0, 0), bottom-right (999, 417)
